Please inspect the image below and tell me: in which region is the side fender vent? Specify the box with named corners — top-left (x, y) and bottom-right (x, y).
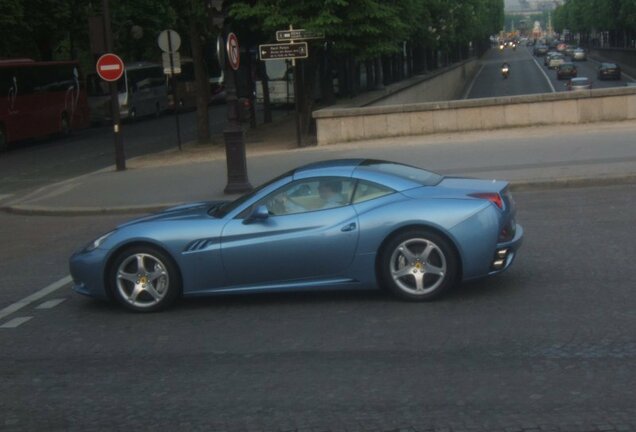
top-left (184, 238), bottom-right (217, 253)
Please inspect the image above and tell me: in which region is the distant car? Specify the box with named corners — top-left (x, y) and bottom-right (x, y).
top-left (571, 48), bottom-right (587, 61)
top-left (557, 63), bottom-right (578, 80)
top-left (544, 51), bottom-right (559, 65)
top-left (598, 63), bottom-right (621, 80)
top-left (526, 40), bottom-right (535, 46)
top-left (533, 45), bottom-right (549, 56)
top-left (566, 77), bottom-right (592, 91)
top-left (69, 159), bottom-right (524, 312)
top-left (547, 54), bottom-right (566, 69)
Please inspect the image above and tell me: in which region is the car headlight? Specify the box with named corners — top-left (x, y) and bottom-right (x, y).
top-left (84, 231), bottom-right (115, 252)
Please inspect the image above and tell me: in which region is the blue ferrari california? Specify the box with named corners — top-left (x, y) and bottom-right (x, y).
top-left (70, 159), bottom-right (523, 312)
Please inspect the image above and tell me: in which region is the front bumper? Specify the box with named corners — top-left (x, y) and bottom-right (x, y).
top-left (69, 248), bottom-right (110, 300)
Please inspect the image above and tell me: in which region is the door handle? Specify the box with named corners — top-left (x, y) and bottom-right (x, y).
top-left (341, 223), bottom-right (356, 232)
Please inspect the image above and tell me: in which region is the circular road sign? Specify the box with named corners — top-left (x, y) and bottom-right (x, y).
top-left (96, 53), bottom-right (124, 82)
top-left (226, 32), bottom-right (240, 70)
top-left (157, 29), bottom-right (181, 53)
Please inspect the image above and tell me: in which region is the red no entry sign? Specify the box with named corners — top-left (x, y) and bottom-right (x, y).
top-left (226, 33), bottom-right (240, 71)
top-left (96, 53), bottom-right (124, 82)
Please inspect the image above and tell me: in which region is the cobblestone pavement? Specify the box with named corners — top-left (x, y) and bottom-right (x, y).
top-left (1, 185), bottom-right (635, 432)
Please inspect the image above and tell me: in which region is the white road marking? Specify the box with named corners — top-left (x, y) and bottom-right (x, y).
top-left (0, 316), bottom-right (33, 329)
top-left (530, 55), bottom-right (556, 93)
top-left (463, 64), bottom-right (485, 99)
top-left (0, 193), bottom-right (14, 202)
top-left (0, 275), bottom-right (72, 321)
top-left (36, 298), bottom-right (66, 310)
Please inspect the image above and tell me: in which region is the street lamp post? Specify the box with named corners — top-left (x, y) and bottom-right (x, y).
top-left (207, 0), bottom-right (252, 194)
top-left (222, 57), bottom-right (252, 194)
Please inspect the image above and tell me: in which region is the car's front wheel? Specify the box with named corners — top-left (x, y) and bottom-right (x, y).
top-left (109, 246), bottom-right (181, 312)
top-left (380, 230), bottom-right (458, 301)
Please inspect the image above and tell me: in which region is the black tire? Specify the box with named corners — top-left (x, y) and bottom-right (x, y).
top-left (108, 245), bottom-right (181, 312)
top-left (0, 124), bottom-right (7, 152)
top-left (379, 230), bottom-right (458, 302)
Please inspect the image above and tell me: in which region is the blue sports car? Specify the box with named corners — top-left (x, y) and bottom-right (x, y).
top-left (70, 159), bottom-right (523, 312)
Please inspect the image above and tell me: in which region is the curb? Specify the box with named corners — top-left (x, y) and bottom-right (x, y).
top-left (508, 174), bottom-right (636, 191)
top-left (2, 174), bottom-right (635, 217)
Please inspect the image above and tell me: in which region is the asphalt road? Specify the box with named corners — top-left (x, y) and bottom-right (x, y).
top-left (466, 46), bottom-right (634, 99)
top-left (1, 184), bottom-right (635, 431)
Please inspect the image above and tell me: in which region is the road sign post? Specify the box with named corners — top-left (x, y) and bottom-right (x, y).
top-left (259, 25), bottom-right (316, 147)
top-left (99, 0), bottom-right (125, 171)
top-left (258, 42), bottom-right (308, 60)
top-left (275, 29), bottom-right (324, 42)
top-left (158, 29), bottom-right (182, 151)
top-left (96, 53), bottom-right (124, 81)
top-left (222, 32), bottom-right (252, 194)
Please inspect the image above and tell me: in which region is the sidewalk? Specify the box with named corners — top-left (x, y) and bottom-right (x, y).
top-left (2, 118), bottom-right (636, 215)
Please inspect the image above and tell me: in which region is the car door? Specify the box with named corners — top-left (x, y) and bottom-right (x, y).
top-left (220, 177), bottom-right (359, 287)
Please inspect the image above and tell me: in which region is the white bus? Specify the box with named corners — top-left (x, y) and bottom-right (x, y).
top-left (87, 62), bottom-right (168, 122)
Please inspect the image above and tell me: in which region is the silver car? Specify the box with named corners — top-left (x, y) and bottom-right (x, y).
top-left (548, 54), bottom-right (566, 69)
top-left (567, 77), bottom-right (592, 91)
top-left (572, 48), bottom-right (587, 61)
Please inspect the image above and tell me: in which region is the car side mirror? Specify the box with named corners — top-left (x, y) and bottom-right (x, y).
top-left (244, 205), bottom-right (269, 224)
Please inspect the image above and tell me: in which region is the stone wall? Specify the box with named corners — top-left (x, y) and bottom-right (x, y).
top-left (367, 60), bottom-right (479, 106)
top-left (313, 87), bottom-right (636, 145)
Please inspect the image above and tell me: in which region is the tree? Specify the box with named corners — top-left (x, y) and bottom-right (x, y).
top-left (0, 0), bottom-right (26, 58)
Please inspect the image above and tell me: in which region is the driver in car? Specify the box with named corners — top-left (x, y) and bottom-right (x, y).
top-left (317, 180), bottom-right (346, 209)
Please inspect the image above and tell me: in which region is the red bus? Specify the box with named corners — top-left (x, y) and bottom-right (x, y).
top-left (0, 59), bottom-right (89, 151)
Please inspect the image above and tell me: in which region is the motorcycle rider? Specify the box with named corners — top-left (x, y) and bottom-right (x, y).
top-left (501, 62), bottom-right (510, 78)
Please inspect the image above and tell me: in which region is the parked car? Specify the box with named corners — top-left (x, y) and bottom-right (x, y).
top-left (547, 54), bottom-right (566, 69)
top-left (598, 63), bottom-right (622, 80)
top-left (566, 77), bottom-right (592, 91)
top-left (571, 48), bottom-right (587, 61)
top-left (557, 63), bottom-right (578, 80)
top-left (69, 159), bottom-right (524, 312)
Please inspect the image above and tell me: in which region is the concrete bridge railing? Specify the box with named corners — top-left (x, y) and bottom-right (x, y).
top-left (313, 87), bottom-right (636, 145)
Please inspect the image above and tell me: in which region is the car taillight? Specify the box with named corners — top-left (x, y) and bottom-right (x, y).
top-left (469, 192), bottom-right (504, 209)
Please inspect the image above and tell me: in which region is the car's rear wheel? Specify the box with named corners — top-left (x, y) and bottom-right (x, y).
top-left (109, 246), bottom-right (180, 312)
top-left (379, 230), bottom-right (458, 301)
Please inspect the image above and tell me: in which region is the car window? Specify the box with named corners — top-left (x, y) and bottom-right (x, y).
top-left (260, 177), bottom-right (355, 216)
top-left (352, 180), bottom-right (394, 204)
top-left (212, 171), bottom-right (292, 218)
